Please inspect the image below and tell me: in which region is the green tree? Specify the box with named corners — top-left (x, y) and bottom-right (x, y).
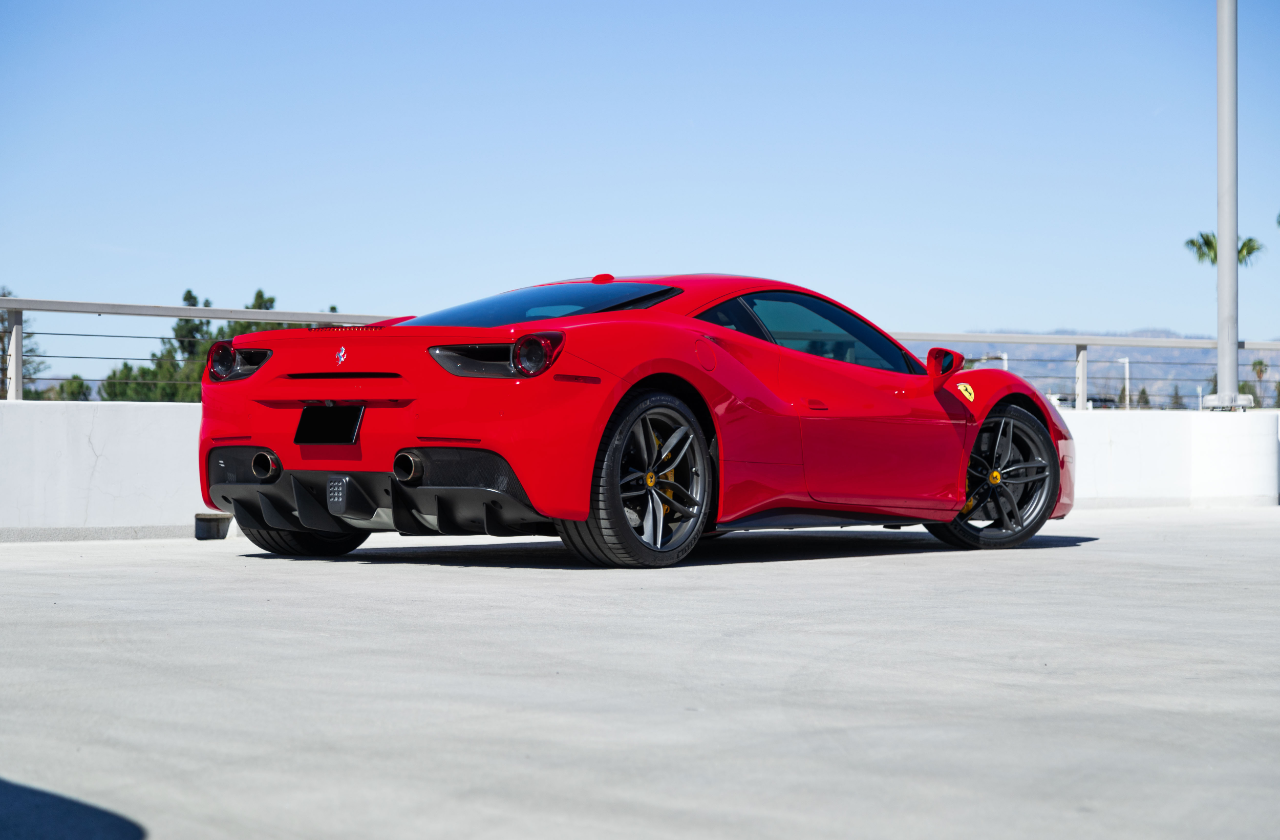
top-left (1207, 372), bottom-right (1259, 399)
top-left (1170, 385), bottom-right (1185, 409)
top-left (1184, 232), bottom-right (1264, 266)
top-left (59, 373), bottom-right (92, 399)
top-left (100, 289), bottom-right (288, 401)
top-left (1137, 387), bottom-right (1150, 407)
top-left (1252, 359), bottom-right (1269, 406)
top-left (221, 290), bottom-right (287, 337)
top-left (37, 373), bottom-right (92, 399)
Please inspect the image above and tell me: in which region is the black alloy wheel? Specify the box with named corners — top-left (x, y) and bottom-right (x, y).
top-left (556, 391), bottom-right (712, 568)
top-left (242, 528), bottom-right (370, 557)
top-left (926, 404), bottom-right (1060, 550)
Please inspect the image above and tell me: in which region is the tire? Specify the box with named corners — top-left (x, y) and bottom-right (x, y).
top-left (242, 527), bottom-right (370, 557)
top-left (555, 391), bottom-right (713, 568)
top-left (926, 404), bottom-right (1060, 550)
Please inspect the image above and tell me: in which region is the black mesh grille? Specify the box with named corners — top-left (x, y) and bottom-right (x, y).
top-left (416, 448), bottom-right (530, 505)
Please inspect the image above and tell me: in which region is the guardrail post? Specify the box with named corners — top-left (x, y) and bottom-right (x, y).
top-left (6, 309), bottom-right (22, 401)
top-left (1074, 344), bottom-right (1087, 410)
top-left (1119, 357), bottom-right (1130, 409)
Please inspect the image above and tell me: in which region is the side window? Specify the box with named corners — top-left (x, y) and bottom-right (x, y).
top-left (741, 291), bottom-right (912, 374)
top-left (695, 298), bottom-right (770, 342)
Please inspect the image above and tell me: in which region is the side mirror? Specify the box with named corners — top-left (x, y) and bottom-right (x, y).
top-left (927, 347), bottom-right (964, 385)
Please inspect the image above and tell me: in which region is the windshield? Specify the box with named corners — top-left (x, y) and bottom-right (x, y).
top-left (399, 283), bottom-right (677, 328)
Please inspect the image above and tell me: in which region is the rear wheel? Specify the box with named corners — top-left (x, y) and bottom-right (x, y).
top-left (926, 404), bottom-right (1060, 550)
top-left (242, 528), bottom-right (370, 557)
top-left (556, 391), bottom-right (712, 568)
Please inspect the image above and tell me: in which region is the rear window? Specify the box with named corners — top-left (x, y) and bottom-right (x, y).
top-left (400, 283), bottom-right (678, 328)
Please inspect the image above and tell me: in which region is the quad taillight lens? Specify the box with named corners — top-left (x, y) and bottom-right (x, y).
top-left (209, 342), bottom-right (236, 379)
top-left (513, 332), bottom-right (564, 377)
top-left (207, 341), bottom-right (272, 382)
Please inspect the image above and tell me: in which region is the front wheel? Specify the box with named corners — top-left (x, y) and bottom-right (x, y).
top-left (926, 404), bottom-right (1060, 550)
top-left (556, 391), bottom-right (713, 568)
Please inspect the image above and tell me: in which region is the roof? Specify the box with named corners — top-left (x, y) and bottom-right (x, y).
top-left (594, 273), bottom-right (806, 315)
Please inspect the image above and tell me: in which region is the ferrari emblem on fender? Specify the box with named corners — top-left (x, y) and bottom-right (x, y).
top-left (958, 383), bottom-right (974, 401)
top-left (336, 346), bottom-right (347, 365)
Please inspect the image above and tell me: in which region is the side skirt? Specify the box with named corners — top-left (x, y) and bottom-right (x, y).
top-left (716, 507), bottom-right (930, 532)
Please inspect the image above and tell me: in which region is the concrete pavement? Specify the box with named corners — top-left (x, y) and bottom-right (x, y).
top-left (2, 508), bottom-right (1278, 839)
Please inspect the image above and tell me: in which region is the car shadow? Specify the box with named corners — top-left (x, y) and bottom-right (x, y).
top-left (0, 777), bottom-right (145, 839)
top-left (683, 530), bottom-right (1096, 566)
top-left (251, 529), bottom-right (1097, 569)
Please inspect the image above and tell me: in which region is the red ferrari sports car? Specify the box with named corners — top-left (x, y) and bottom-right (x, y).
top-left (200, 274), bottom-right (1074, 566)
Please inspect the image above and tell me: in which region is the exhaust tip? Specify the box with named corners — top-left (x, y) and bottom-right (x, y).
top-left (251, 451), bottom-right (281, 480)
top-left (393, 451), bottom-right (425, 483)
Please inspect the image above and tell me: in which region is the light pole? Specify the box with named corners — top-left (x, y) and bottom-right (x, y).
top-left (1205, 0), bottom-right (1246, 408)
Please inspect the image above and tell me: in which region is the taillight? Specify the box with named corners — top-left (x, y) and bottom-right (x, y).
top-left (208, 342), bottom-right (236, 380)
top-left (206, 341), bottom-right (272, 382)
top-left (428, 332), bottom-right (565, 379)
top-left (513, 332), bottom-right (564, 377)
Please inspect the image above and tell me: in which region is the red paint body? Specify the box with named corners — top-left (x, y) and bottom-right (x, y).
top-left (200, 275), bottom-right (1074, 526)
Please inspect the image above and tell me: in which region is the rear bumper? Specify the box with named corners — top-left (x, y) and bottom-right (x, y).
top-left (198, 350), bottom-right (626, 521)
top-left (207, 446), bottom-right (555, 537)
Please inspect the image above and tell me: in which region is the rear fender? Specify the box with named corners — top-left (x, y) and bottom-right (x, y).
top-left (567, 319), bottom-right (803, 464)
top-left (564, 319), bottom-right (806, 524)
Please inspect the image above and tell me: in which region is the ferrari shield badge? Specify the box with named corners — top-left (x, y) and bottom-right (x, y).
top-left (958, 383), bottom-right (975, 402)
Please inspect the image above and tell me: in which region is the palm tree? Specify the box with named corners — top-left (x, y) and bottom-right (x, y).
top-left (1184, 232), bottom-right (1265, 266)
top-left (1254, 359), bottom-right (1270, 406)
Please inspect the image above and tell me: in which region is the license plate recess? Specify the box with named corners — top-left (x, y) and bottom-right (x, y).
top-left (294, 405), bottom-right (365, 445)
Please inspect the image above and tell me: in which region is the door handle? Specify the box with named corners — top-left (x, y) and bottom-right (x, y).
top-left (807, 399), bottom-right (828, 410)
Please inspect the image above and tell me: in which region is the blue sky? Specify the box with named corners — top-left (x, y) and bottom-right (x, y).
top-left (2, 1), bottom-right (1278, 380)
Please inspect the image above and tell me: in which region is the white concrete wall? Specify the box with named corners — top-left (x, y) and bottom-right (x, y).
top-left (2, 402), bottom-right (1276, 541)
top-left (1, 402), bottom-right (205, 541)
top-left (1059, 409), bottom-right (1279, 508)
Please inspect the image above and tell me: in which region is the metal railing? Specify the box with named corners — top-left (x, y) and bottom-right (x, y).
top-left (4, 297), bottom-right (389, 400)
top-left (892, 331), bottom-right (1280, 409)
top-left (7, 297), bottom-right (1280, 406)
